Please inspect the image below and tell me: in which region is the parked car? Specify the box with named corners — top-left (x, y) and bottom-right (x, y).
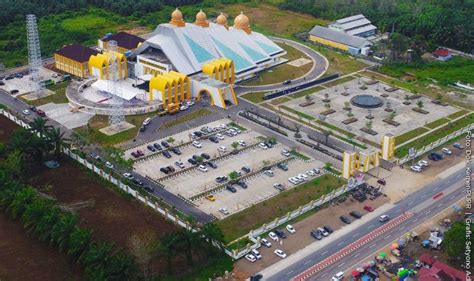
top-left (311, 229), bottom-right (323, 240)
top-left (453, 143), bottom-right (464, 150)
top-left (377, 178), bottom-right (386, 185)
top-left (216, 176), bottom-right (228, 183)
top-left (286, 224), bottom-right (296, 234)
top-left (264, 170), bottom-right (274, 177)
top-left (22, 109), bottom-right (30, 115)
top-left (274, 249), bottom-right (287, 259)
top-left (281, 149), bottom-right (290, 157)
top-left (350, 211), bottom-right (362, 219)
top-left (218, 146), bottom-right (227, 153)
top-left (153, 143), bottom-right (162, 150)
top-left (236, 180), bottom-right (248, 188)
top-left (105, 161), bottom-right (114, 169)
top-left (147, 144), bottom-right (156, 152)
top-left (282, 80), bottom-right (291, 85)
top-left (139, 126), bottom-right (146, 132)
top-left (198, 165), bottom-right (208, 172)
top-left (251, 249), bottom-right (262, 260)
top-left (132, 178), bottom-right (143, 186)
top-left (29, 106), bottom-right (37, 112)
top-left (219, 208), bottom-right (229, 215)
top-left (245, 254), bottom-right (257, 263)
top-left (274, 229), bottom-right (286, 239)
top-left (209, 136), bottom-right (219, 143)
top-left (123, 173), bottom-right (134, 180)
top-left (144, 186), bottom-right (154, 193)
top-left (273, 183), bottom-right (285, 192)
top-left (137, 150), bottom-right (144, 156)
top-left (201, 153), bottom-right (210, 160)
top-left (332, 271), bottom-right (344, 281)
top-left (323, 225), bottom-right (333, 234)
top-left (161, 141), bottom-right (170, 148)
top-left (216, 133), bottom-right (224, 140)
top-left (441, 147), bottom-right (452, 155)
top-left (428, 152), bottom-right (443, 161)
top-left (162, 151), bottom-right (172, 158)
top-left (288, 177), bottom-right (299, 185)
top-left (268, 231), bottom-right (278, 241)
top-left (242, 166), bottom-right (251, 173)
top-left (131, 151), bottom-right (138, 158)
top-left (206, 195), bottom-right (216, 202)
top-left (340, 215), bottom-right (352, 224)
top-left (296, 173), bottom-right (308, 181)
top-left (410, 165), bottom-right (422, 172)
top-left (167, 166), bottom-right (175, 173)
top-left (36, 109), bottom-right (46, 117)
top-left (238, 140), bottom-right (247, 147)
top-left (142, 117), bottom-right (151, 126)
top-left (261, 238), bottom-right (272, 248)
top-left (160, 167), bottom-right (170, 174)
top-left (192, 140), bottom-right (202, 148)
top-left (418, 160), bottom-right (429, 167)
top-left (379, 215), bottom-right (390, 222)
top-left (207, 161), bottom-right (217, 169)
top-left (188, 158), bottom-right (197, 165)
top-left (226, 185), bottom-right (237, 193)
top-left (175, 161), bottom-right (185, 169)
top-left (306, 170), bottom-right (316, 176)
top-left (318, 227), bottom-right (329, 237)
top-left (258, 142), bottom-right (268, 150)
top-left (277, 163), bottom-right (288, 171)
top-left (363, 205), bottom-right (374, 212)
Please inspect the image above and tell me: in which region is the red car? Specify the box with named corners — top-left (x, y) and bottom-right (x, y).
top-left (364, 205), bottom-right (374, 212)
top-left (36, 109), bottom-right (46, 117)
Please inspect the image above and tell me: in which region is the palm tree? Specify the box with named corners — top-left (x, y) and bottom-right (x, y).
top-left (45, 127), bottom-right (70, 158)
top-left (29, 117), bottom-right (50, 138)
top-left (50, 213), bottom-right (77, 252)
top-left (158, 233), bottom-right (178, 274)
top-left (7, 187), bottom-right (37, 219)
top-left (103, 252), bottom-right (136, 281)
top-left (79, 241), bottom-right (113, 269)
top-left (199, 223), bottom-right (225, 250)
top-left (34, 207), bottom-right (61, 242)
top-left (176, 229), bottom-right (199, 265)
top-left (416, 100), bottom-right (424, 109)
top-left (67, 228), bottom-right (92, 260)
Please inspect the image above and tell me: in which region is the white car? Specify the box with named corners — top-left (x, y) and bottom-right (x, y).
top-left (218, 146), bottom-right (227, 152)
top-left (22, 109), bottom-right (30, 115)
top-left (105, 161), bottom-right (114, 169)
top-left (379, 215), bottom-right (390, 222)
top-left (123, 172), bottom-right (134, 180)
top-left (297, 174), bottom-right (308, 181)
top-left (261, 238), bottom-right (272, 248)
top-left (286, 224), bottom-right (296, 234)
top-left (258, 142), bottom-right (268, 149)
top-left (216, 133), bottom-right (224, 140)
top-left (218, 207), bottom-right (229, 215)
top-left (251, 249), bottom-right (262, 259)
top-left (418, 160), bottom-right (428, 167)
top-left (281, 149), bottom-right (290, 157)
top-left (192, 141), bottom-right (202, 148)
top-left (268, 231), bottom-right (278, 241)
top-left (317, 227), bottom-right (329, 237)
top-left (441, 148), bottom-right (452, 155)
top-left (332, 271), bottom-right (344, 281)
top-left (306, 170), bottom-right (316, 176)
top-left (186, 100), bottom-right (195, 106)
top-left (288, 177), bottom-right (299, 185)
top-left (175, 161), bottom-right (185, 169)
top-left (142, 117), bottom-right (151, 126)
top-left (274, 249), bottom-right (287, 259)
top-left (411, 165), bottom-right (422, 172)
top-left (313, 168), bottom-right (321, 174)
top-left (238, 140), bottom-right (247, 147)
top-left (198, 165), bottom-right (208, 172)
top-left (245, 254), bottom-right (257, 263)
top-left (234, 128), bottom-right (242, 134)
top-left (264, 170), bottom-right (274, 177)
top-left (180, 105), bottom-right (188, 111)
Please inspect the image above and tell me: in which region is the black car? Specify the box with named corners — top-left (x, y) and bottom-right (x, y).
top-left (340, 215), bottom-right (352, 224)
top-left (144, 186), bottom-right (154, 193)
top-left (193, 131), bottom-right (203, 138)
top-left (323, 225), bottom-right (333, 234)
top-left (274, 229), bottom-right (287, 239)
top-left (171, 147), bottom-right (181, 155)
top-left (209, 136), bottom-right (219, 143)
top-left (162, 151), bottom-right (172, 158)
top-left (311, 230), bottom-right (323, 240)
top-left (132, 178), bottom-right (143, 186)
top-left (236, 180), bottom-right (248, 188)
top-left (226, 185), bottom-right (237, 193)
top-left (250, 273), bottom-right (263, 281)
top-left (29, 106), bottom-right (37, 112)
top-left (161, 141), bottom-right (170, 148)
top-left (350, 211), bottom-right (362, 219)
top-left (167, 166), bottom-right (175, 173)
top-left (147, 145), bottom-right (156, 152)
top-left (140, 126), bottom-right (146, 132)
top-left (153, 143), bottom-right (162, 150)
top-left (241, 166), bottom-right (251, 173)
top-left (216, 176), bottom-right (228, 183)
top-left (201, 153), bottom-right (210, 160)
top-left (188, 158), bottom-right (197, 165)
top-left (277, 163), bottom-right (288, 171)
top-left (160, 167), bottom-right (170, 174)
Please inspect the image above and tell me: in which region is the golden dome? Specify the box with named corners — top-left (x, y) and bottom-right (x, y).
top-left (170, 8), bottom-right (185, 27)
top-left (216, 12), bottom-right (228, 26)
top-left (233, 11), bottom-right (251, 33)
top-left (195, 9), bottom-right (209, 27)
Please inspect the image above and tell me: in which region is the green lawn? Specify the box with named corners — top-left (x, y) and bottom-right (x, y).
top-left (289, 86), bottom-right (324, 99)
top-left (447, 110), bottom-right (469, 120)
top-left (240, 92), bottom-right (267, 104)
top-left (305, 43), bottom-right (369, 75)
top-left (395, 113), bottom-right (474, 158)
top-left (75, 112), bottom-right (156, 146)
top-left (216, 174), bottom-right (343, 242)
top-left (270, 96), bottom-right (292, 105)
top-left (425, 118), bottom-right (450, 129)
top-left (322, 76), bottom-right (356, 88)
top-left (22, 81), bottom-right (70, 106)
top-left (289, 149), bottom-right (310, 160)
top-left (379, 57), bottom-right (474, 86)
top-left (228, 122), bottom-right (248, 132)
top-left (280, 105), bottom-right (315, 120)
top-left (162, 108), bottom-right (211, 128)
top-left (396, 127), bottom-right (430, 145)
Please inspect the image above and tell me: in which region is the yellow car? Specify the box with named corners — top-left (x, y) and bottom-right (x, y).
top-left (206, 195), bottom-right (216, 202)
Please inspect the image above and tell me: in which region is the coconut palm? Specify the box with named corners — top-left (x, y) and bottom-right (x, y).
top-left (21, 198), bottom-right (52, 234)
top-left (29, 117), bottom-right (51, 138)
top-left (176, 228), bottom-right (199, 265)
top-left (199, 223), bottom-right (225, 249)
top-left (45, 127), bottom-right (70, 158)
top-left (34, 207), bottom-right (61, 242)
top-left (103, 252), bottom-right (136, 281)
top-left (158, 233), bottom-right (178, 274)
top-left (50, 213), bottom-right (77, 252)
top-left (67, 228), bottom-right (93, 260)
top-left (80, 241), bottom-right (113, 269)
top-left (7, 187), bottom-right (36, 219)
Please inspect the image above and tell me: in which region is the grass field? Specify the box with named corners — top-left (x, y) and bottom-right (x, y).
top-left (162, 108), bottom-right (211, 128)
top-left (379, 57), bottom-right (474, 86)
top-left (425, 118), bottom-right (450, 129)
top-left (395, 113), bottom-right (474, 157)
top-left (216, 174), bottom-right (342, 242)
top-left (289, 86), bottom-right (324, 99)
top-left (270, 96), bottom-right (292, 105)
top-left (241, 43), bottom-right (313, 86)
top-left (240, 92), bottom-right (267, 103)
top-left (395, 127), bottom-right (430, 145)
top-left (306, 44), bottom-right (368, 75)
top-left (75, 112), bottom-right (156, 146)
top-left (280, 105), bottom-right (315, 120)
top-left (23, 81), bottom-right (69, 106)
top-left (322, 76), bottom-right (356, 88)
top-left (447, 110), bottom-right (469, 120)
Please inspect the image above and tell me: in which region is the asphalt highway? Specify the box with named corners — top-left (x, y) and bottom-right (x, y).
top-left (262, 167), bottom-right (468, 280)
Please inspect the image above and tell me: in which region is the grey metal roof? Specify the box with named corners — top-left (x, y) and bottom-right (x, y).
top-left (336, 14), bottom-right (365, 24)
top-left (339, 18), bottom-right (371, 31)
top-left (309, 26), bottom-right (370, 49)
top-left (346, 24), bottom-right (377, 36)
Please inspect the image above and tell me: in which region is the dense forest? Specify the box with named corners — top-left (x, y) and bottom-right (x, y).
top-left (0, 0), bottom-right (201, 27)
top-left (279, 0), bottom-right (474, 53)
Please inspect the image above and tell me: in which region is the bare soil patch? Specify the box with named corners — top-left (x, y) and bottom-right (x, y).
top-left (0, 115), bottom-right (17, 143)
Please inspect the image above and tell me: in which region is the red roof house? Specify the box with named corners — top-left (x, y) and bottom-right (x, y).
top-left (432, 48), bottom-right (452, 61)
top-left (418, 254), bottom-right (466, 281)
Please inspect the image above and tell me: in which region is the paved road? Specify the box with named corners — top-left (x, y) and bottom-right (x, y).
top-left (261, 167), bottom-right (468, 280)
top-left (0, 88), bottom-right (214, 224)
top-left (234, 37), bottom-right (328, 94)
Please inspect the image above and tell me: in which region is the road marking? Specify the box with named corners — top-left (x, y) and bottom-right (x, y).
top-left (287, 270), bottom-right (294, 275)
top-left (450, 195), bottom-right (456, 200)
top-left (413, 218), bottom-right (418, 222)
top-left (337, 262), bottom-right (345, 268)
top-left (352, 232), bottom-right (360, 238)
top-left (304, 260), bottom-right (312, 265)
top-left (321, 251), bottom-right (328, 256)
top-left (438, 203), bottom-right (443, 208)
top-left (385, 234), bottom-right (392, 239)
top-left (369, 243), bottom-right (377, 248)
top-left (337, 241), bottom-right (344, 246)
top-left (433, 186), bottom-right (439, 191)
top-left (368, 224), bottom-right (374, 228)
top-left (354, 252), bottom-right (361, 258)
top-left (421, 194), bottom-right (427, 199)
top-left (426, 210), bottom-right (432, 215)
top-left (407, 201), bottom-right (414, 206)
top-left (321, 273), bottom-right (328, 278)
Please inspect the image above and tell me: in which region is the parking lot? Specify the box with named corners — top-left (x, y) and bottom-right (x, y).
top-left (129, 118), bottom-right (325, 218)
top-left (0, 67), bottom-right (62, 97)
